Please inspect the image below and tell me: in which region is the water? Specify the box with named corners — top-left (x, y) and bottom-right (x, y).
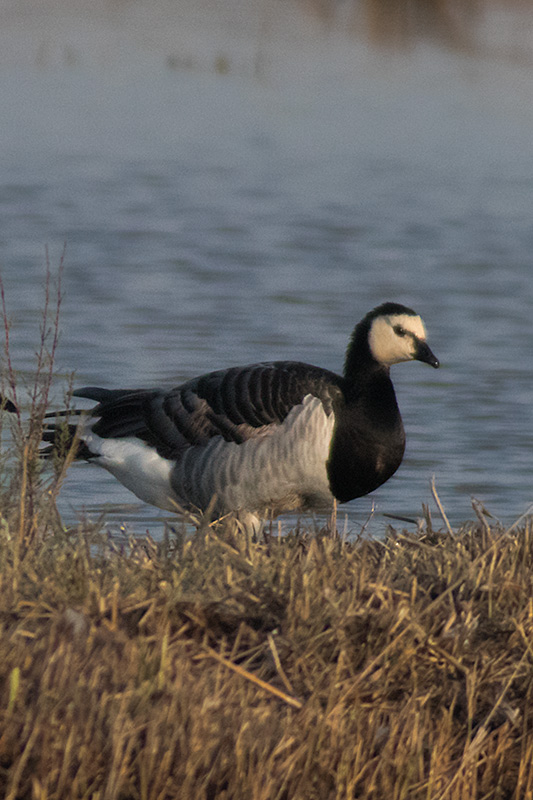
top-left (1, 16), bottom-right (532, 536)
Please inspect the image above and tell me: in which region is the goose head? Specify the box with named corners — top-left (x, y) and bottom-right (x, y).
top-left (345, 302), bottom-right (439, 376)
top-left (368, 303), bottom-right (439, 368)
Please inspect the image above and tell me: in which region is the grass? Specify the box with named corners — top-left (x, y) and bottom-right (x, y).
top-left (1, 269), bottom-right (533, 798)
top-left (1, 511), bottom-right (533, 798)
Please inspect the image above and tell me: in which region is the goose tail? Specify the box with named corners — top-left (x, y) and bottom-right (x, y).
top-left (0, 394), bottom-right (17, 414)
top-left (41, 411), bottom-right (95, 460)
top-left (0, 392), bottom-right (91, 460)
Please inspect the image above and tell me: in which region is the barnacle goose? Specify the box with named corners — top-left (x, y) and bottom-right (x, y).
top-left (42, 302), bottom-right (439, 531)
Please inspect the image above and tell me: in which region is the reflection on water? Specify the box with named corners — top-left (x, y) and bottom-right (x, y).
top-left (1, 36), bottom-right (532, 535)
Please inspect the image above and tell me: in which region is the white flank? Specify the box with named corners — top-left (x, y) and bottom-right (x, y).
top-left (171, 394), bottom-right (336, 518)
top-left (83, 428), bottom-right (176, 511)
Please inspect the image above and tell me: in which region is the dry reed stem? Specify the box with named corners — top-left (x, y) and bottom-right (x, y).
top-left (432, 475), bottom-right (455, 537)
top-left (1, 253), bottom-right (68, 551)
top-left (200, 644), bottom-right (304, 709)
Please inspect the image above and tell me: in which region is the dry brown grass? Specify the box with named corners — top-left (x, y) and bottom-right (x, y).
top-left (0, 507), bottom-right (532, 799)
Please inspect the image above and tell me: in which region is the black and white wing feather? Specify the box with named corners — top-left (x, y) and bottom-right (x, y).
top-left (77, 361), bottom-right (342, 457)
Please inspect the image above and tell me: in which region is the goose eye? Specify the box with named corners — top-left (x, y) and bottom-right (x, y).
top-left (393, 325), bottom-right (406, 337)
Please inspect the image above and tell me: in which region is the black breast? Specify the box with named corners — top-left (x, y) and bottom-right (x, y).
top-left (326, 371), bottom-right (406, 502)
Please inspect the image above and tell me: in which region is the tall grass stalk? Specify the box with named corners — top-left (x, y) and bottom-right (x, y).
top-left (0, 250), bottom-right (69, 559)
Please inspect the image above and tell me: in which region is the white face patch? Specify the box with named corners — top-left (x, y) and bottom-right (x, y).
top-left (368, 313), bottom-right (427, 366)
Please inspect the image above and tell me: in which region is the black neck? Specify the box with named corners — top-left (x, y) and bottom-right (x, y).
top-left (343, 318), bottom-right (384, 396)
top-left (341, 316), bottom-right (400, 428)
top-left (329, 339), bottom-right (404, 502)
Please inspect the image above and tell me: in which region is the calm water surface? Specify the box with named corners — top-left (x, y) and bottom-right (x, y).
top-left (1, 53), bottom-right (532, 535)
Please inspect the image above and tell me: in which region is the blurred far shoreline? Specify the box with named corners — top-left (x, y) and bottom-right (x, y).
top-left (2, 0), bottom-right (533, 81)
